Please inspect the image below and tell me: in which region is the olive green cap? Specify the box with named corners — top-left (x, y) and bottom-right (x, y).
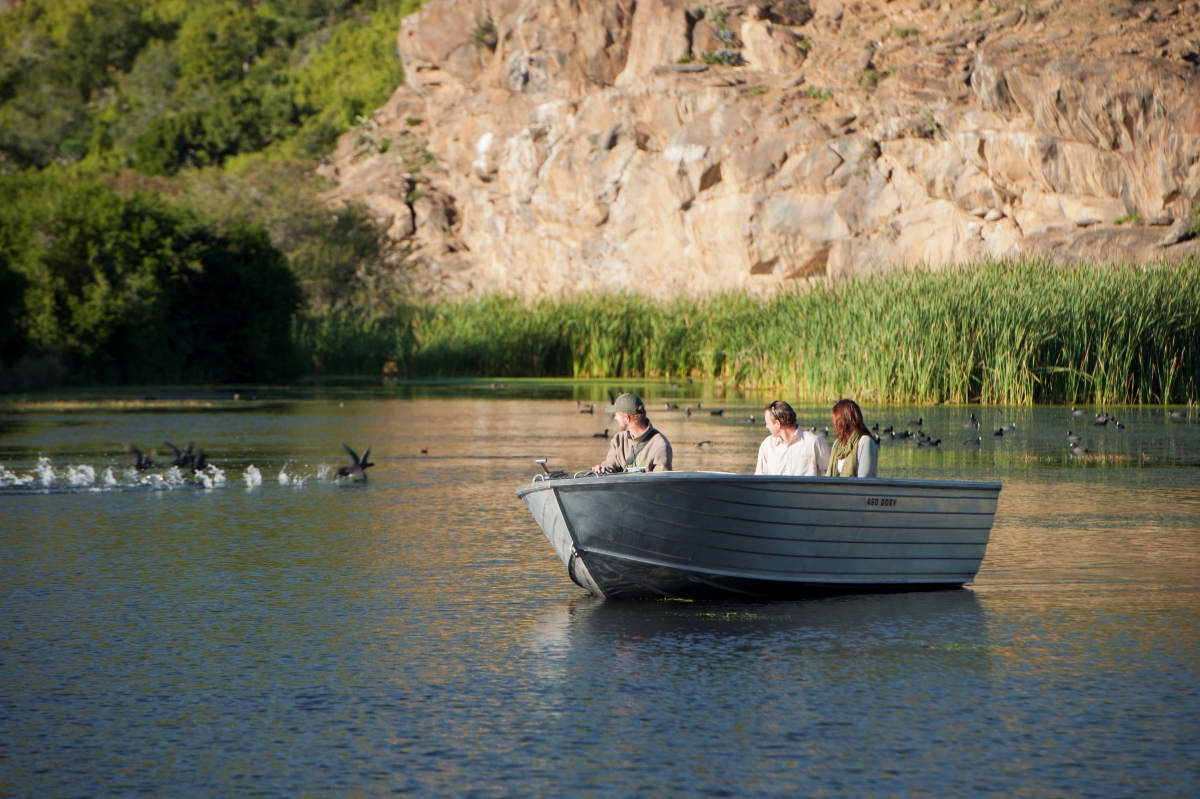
top-left (605, 393), bottom-right (645, 415)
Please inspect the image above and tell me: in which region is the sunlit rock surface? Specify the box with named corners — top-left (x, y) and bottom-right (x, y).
top-left (319, 0), bottom-right (1200, 298)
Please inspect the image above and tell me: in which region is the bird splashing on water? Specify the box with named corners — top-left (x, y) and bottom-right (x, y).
top-left (124, 444), bottom-right (155, 471)
top-left (164, 441), bottom-right (197, 470)
top-left (337, 445), bottom-right (374, 480)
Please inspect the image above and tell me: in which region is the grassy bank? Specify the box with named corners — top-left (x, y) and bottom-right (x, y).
top-left (294, 258), bottom-right (1200, 405)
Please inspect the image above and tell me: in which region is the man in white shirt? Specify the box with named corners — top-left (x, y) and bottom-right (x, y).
top-left (755, 400), bottom-right (831, 476)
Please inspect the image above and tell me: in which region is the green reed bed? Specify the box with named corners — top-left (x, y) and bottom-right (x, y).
top-left (292, 258), bottom-right (1200, 404)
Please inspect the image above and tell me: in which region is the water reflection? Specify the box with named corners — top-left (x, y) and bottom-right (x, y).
top-left (529, 590), bottom-right (992, 679)
top-left (1, 390), bottom-right (1198, 795)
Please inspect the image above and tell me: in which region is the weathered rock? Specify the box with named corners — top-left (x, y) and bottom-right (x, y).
top-left (618, 0), bottom-right (689, 85)
top-left (741, 20), bottom-right (808, 73)
top-left (1158, 217), bottom-right (1193, 247)
top-left (319, 0), bottom-right (1200, 299)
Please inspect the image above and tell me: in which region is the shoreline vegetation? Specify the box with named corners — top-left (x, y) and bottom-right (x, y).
top-left (1, 4), bottom-right (1197, 406)
top-left (3, 256), bottom-right (1199, 407)
top-left (295, 259), bottom-right (1200, 406)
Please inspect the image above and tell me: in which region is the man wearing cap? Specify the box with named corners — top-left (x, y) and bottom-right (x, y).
top-left (592, 393), bottom-right (674, 473)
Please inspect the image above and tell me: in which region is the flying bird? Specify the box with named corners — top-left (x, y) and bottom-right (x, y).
top-left (124, 443), bottom-right (154, 471)
top-left (164, 441), bottom-right (195, 469)
top-left (337, 444), bottom-right (374, 480)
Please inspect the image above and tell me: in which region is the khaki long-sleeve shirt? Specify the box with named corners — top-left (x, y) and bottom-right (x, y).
top-left (600, 424), bottom-right (673, 472)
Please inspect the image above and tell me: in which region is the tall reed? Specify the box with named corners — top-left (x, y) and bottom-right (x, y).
top-left (293, 257), bottom-right (1200, 404)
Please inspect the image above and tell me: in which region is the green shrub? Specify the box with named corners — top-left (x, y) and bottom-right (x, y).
top-left (469, 19), bottom-right (497, 49)
top-left (921, 108), bottom-right (940, 138)
top-left (0, 170), bottom-right (301, 382)
top-left (290, 8), bottom-right (407, 145)
top-left (152, 161), bottom-right (398, 315)
top-left (702, 50), bottom-right (741, 66)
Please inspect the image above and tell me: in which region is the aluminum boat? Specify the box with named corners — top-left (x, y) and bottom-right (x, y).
top-left (516, 471), bottom-right (1002, 599)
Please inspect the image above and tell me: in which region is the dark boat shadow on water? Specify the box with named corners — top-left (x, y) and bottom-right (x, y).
top-left (528, 588), bottom-right (989, 667)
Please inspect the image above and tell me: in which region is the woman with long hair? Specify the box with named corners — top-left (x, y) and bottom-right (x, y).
top-left (827, 399), bottom-right (879, 478)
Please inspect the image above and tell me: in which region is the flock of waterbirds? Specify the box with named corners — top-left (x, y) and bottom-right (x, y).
top-left (2, 398), bottom-right (1191, 491)
top-left (572, 393), bottom-right (1191, 458)
top-left (0, 439), bottom-right (374, 491)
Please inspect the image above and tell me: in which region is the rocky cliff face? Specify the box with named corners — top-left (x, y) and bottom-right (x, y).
top-left (319, 0), bottom-right (1200, 297)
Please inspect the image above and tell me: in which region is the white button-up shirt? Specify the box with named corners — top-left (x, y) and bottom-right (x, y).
top-left (755, 429), bottom-right (831, 476)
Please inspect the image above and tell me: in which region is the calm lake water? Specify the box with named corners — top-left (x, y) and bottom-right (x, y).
top-left (2, 382), bottom-right (1198, 796)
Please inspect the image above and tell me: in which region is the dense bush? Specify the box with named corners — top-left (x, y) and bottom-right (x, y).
top-left (0, 170), bottom-right (301, 383)
top-left (0, 0), bottom-right (422, 173)
top-left (108, 160), bottom-right (404, 314)
top-left (0, 249), bottom-right (28, 364)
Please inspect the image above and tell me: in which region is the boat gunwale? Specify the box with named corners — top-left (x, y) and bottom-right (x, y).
top-left (515, 472), bottom-right (1003, 500)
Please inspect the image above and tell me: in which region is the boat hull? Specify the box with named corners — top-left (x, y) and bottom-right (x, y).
top-left (516, 472), bottom-right (1001, 599)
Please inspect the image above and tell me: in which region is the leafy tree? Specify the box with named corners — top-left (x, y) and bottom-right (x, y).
top-left (147, 161), bottom-right (402, 314)
top-left (0, 170), bottom-right (301, 382)
top-left (0, 0), bottom-right (424, 384)
top-left (0, 249), bottom-right (29, 364)
top-left (0, 0), bottom-right (423, 171)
